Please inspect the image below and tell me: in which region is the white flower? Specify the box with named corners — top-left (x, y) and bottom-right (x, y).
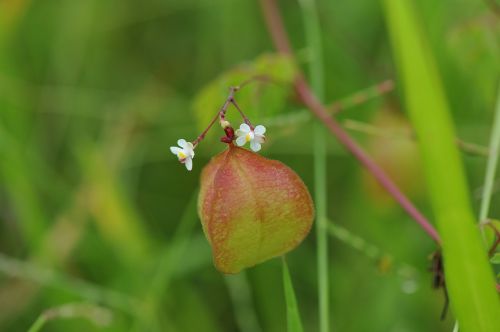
top-left (170, 139), bottom-right (195, 171)
top-left (235, 123), bottom-right (266, 152)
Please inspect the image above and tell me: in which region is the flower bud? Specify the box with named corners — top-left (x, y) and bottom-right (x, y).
top-left (198, 145), bottom-right (314, 273)
top-left (220, 120), bottom-right (231, 129)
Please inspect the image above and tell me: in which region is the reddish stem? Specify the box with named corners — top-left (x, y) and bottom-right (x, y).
top-left (192, 111), bottom-right (220, 148)
top-left (485, 222), bottom-right (500, 257)
top-left (231, 99), bottom-right (254, 129)
top-left (192, 87), bottom-right (238, 147)
top-left (192, 84), bottom-right (260, 147)
top-left (259, 0), bottom-right (441, 244)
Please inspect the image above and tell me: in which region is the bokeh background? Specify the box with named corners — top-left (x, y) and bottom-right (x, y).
top-left (0, 0), bottom-right (498, 331)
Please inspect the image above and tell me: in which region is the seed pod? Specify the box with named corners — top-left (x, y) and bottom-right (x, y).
top-left (198, 145), bottom-right (314, 274)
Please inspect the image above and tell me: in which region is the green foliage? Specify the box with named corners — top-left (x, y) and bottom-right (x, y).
top-left (0, 0), bottom-right (498, 331)
top-left (382, 0), bottom-right (500, 331)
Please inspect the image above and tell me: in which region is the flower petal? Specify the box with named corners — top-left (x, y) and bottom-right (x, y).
top-left (254, 125), bottom-right (266, 135)
top-left (177, 139), bottom-right (187, 148)
top-left (250, 140), bottom-right (261, 152)
top-left (254, 135), bottom-right (265, 144)
top-left (239, 123), bottom-right (251, 133)
top-left (236, 135), bottom-right (247, 146)
top-left (185, 142), bottom-right (195, 157)
top-left (170, 146), bottom-right (181, 155)
top-left (235, 129), bottom-right (246, 137)
top-left (185, 158), bottom-right (193, 171)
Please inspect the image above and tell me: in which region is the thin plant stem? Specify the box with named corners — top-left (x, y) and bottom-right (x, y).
top-left (479, 85), bottom-right (500, 232)
top-left (455, 138), bottom-right (490, 158)
top-left (326, 220), bottom-right (419, 281)
top-left (331, 80), bottom-right (394, 114)
top-left (298, 0), bottom-right (329, 331)
top-left (263, 82), bottom-right (488, 157)
top-left (192, 87), bottom-right (237, 147)
top-left (454, 77), bottom-right (500, 332)
top-left (263, 79), bottom-right (394, 127)
top-left (313, 116), bottom-right (330, 332)
top-left (192, 110), bottom-right (222, 147)
top-left (343, 119), bottom-right (489, 157)
top-left (27, 303), bottom-right (112, 332)
top-left (0, 253), bottom-right (139, 315)
top-left (236, 74), bottom-right (284, 90)
top-left (231, 98), bottom-right (254, 129)
top-left (282, 257), bottom-right (305, 332)
top-left (192, 83), bottom-right (260, 147)
top-left (296, 59), bottom-right (443, 246)
top-left (327, 222), bottom-right (382, 260)
top-left (259, 0), bottom-right (441, 244)
top-left (27, 316), bottom-right (47, 332)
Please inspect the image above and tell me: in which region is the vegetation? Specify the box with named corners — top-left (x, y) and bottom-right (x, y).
top-left (0, 0), bottom-right (498, 331)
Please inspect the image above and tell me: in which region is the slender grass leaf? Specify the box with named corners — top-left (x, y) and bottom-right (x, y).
top-left (382, 0), bottom-right (500, 331)
top-left (298, 1), bottom-right (329, 331)
top-left (282, 257), bottom-right (304, 332)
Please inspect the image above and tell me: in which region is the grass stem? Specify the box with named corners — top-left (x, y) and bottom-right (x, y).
top-left (298, 0), bottom-right (330, 331)
top-left (382, 0), bottom-right (500, 329)
top-left (479, 85), bottom-right (500, 230)
top-left (282, 257), bottom-right (304, 332)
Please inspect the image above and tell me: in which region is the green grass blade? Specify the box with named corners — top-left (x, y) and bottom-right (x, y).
top-left (27, 316), bottom-right (47, 332)
top-left (282, 257), bottom-right (304, 332)
top-left (27, 303), bottom-right (112, 332)
top-left (327, 222), bottom-right (382, 260)
top-left (382, 0), bottom-right (500, 331)
top-left (454, 82), bottom-right (500, 332)
top-left (0, 253), bottom-right (138, 314)
top-left (480, 85), bottom-right (500, 224)
top-left (298, 1), bottom-right (329, 331)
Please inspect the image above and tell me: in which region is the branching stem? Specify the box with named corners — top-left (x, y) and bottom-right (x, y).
top-left (259, 0), bottom-right (441, 244)
top-left (191, 76), bottom-right (271, 147)
top-left (231, 98), bottom-right (254, 129)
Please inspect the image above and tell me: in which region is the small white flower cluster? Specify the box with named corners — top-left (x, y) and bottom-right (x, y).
top-left (170, 139), bottom-right (195, 171)
top-left (170, 123), bottom-right (266, 171)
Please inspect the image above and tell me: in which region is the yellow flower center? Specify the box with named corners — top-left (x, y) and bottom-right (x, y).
top-left (245, 133), bottom-right (252, 142)
top-left (178, 151), bottom-right (187, 159)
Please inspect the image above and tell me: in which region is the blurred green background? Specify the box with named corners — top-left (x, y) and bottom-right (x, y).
top-left (0, 0), bottom-right (498, 331)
